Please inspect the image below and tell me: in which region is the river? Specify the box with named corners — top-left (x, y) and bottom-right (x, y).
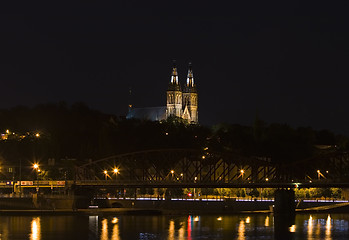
top-left (0, 213), bottom-right (348, 239)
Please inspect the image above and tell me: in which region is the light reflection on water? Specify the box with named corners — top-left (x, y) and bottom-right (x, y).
top-left (0, 214), bottom-right (347, 239)
top-left (326, 214), bottom-right (332, 239)
top-left (29, 217), bottom-right (40, 240)
top-left (237, 220), bottom-right (245, 240)
top-left (265, 215), bottom-right (270, 227)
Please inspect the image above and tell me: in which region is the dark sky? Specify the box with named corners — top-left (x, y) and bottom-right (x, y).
top-left (1, 2), bottom-right (349, 134)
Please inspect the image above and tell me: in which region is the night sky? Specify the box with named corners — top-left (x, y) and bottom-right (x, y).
top-left (2, 2), bottom-right (349, 134)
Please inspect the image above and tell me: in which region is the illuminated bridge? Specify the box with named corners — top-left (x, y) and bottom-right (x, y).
top-left (73, 148), bottom-right (349, 188)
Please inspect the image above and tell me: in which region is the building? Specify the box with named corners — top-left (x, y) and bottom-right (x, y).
top-left (127, 61), bottom-right (198, 123)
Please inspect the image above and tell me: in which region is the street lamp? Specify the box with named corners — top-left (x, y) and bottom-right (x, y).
top-left (240, 169), bottom-right (245, 180)
top-left (33, 163), bottom-right (39, 193)
top-left (113, 168), bottom-right (119, 180)
top-left (104, 170), bottom-right (108, 180)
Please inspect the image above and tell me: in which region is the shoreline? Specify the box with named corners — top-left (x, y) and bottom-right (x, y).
top-left (0, 206), bottom-right (348, 216)
top-left (0, 197), bottom-right (348, 215)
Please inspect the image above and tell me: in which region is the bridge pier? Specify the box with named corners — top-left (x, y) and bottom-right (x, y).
top-left (274, 189), bottom-right (295, 215)
top-left (273, 189), bottom-right (295, 239)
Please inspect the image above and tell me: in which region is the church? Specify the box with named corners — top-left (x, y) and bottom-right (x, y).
top-left (126, 61), bottom-right (198, 123)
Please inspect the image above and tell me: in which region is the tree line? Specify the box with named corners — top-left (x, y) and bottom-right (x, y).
top-left (0, 102), bottom-right (347, 170)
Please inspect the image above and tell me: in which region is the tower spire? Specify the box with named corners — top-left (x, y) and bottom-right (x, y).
top-left (171, 60), bottom-right (178, 84)
top-left (186, 62), bottom-right (194, 87)
top-left (166, 60), bottom-right (182, 119)
top-left (128, 86), bottom-right (133, 112)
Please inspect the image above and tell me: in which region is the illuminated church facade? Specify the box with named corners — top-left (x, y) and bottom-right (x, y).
top-left (127, 61), bottom-right (198, 123)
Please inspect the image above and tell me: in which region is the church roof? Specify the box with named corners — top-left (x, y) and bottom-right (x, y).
top-left (126, 106), bottom-right (167, 121)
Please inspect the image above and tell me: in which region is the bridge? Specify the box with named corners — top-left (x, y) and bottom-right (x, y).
top-left (74, 148), bottom-right (349, 187)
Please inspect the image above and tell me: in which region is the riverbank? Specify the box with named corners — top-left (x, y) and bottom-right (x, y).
top-left (0, 196), bottom-right (348, 215)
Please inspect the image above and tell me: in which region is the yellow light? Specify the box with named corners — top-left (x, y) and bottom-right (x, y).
top-left (317, 170), bottom-right (320, 173)
top-left (193, 216), bottom-right (199, 222)
top-left (30, 217), bottom-right (41, 240)
top-left (264, 216), bottom-right (270, 227)
top-left (104, 170), bottom-right (107, 174)
top-left (33, 164), bottom-right (39, 169)
top-left (111, 217), bottom-right (118, 224)
top-left (170, 170), bottom-right (174, 174)
top-left (203, 147), bottom-right (208, 151)
top-left (265, 178), bottom-right (269, 181)
top-left (289, 224), bottom-right (296, 232)
top-left (113, 168), bottom-right (119, 174)
top-left (180, 173), bottom-right (183, 176)
top-left (35, 133), bottom-right (40, 138)
top-left (240, 169), bottom-right (244, 174)
top-left (217, 217), bottom-right (222, 221)
top-left (202, 155), bottom-right (206, 159)
top-left (245, 216), bottom-right (250, 223)
top-left (5, 129), bottom-right (9, 134)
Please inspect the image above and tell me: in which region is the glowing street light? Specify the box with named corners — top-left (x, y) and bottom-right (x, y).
top-left (240, 169), bottom-right (245, 179)
top-left (33, 163), bottom-right (39, 193)
top-left (103, 170), bottom-right (108, 180)
top-left (113, 168), bottom-right (119, 180)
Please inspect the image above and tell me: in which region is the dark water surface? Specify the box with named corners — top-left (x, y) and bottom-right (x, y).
top-left (0, 213), bottom-right (348, 239)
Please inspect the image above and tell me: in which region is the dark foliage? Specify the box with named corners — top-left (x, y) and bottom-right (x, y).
top-left (0, 102), bottom-right (347, 172)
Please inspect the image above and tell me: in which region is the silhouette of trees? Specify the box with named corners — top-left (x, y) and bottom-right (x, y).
top-left (0, 102), bottom-right (347, 176)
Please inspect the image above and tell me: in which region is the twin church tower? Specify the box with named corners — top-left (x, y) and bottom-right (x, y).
top-left (127, 61), bottom-right (198, 124)
top-left (166, 61), bottom-right (198, 123)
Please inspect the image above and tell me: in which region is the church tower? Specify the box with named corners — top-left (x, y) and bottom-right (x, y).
top-left (166, 61), bottom-right (183, 118)
top-left (182, 62), bottom-right (198, 123)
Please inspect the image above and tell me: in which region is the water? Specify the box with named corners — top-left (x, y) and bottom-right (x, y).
top-left (0, 213), bottom-right (348, 239)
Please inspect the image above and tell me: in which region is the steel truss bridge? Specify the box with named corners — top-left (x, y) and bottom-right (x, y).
top-left (74, 148), bottom-right (349, 188)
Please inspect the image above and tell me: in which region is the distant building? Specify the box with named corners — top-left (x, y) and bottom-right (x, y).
top-left (127, 61), bottom-right (198, 123)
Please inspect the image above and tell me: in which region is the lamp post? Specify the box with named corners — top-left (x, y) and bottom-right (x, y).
top-left (113, 168), bottom-right (119, 180)
top-left (240, 169), bottom-right (245, 180)
top-left (33, 164), bottom-right (39, 193)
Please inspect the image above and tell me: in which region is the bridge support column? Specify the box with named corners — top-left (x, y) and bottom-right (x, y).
top-left (273, 189), bottom-right (295, 239)
top-left (274, 189), bottom-right (295, 215)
